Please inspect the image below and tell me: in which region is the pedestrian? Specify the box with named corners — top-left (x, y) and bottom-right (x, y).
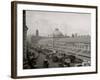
top-left (43, 59), bottom-right (49, 68)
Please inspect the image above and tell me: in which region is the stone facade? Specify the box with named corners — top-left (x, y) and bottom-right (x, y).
top-left (23, 10), bottom-right (28, 60)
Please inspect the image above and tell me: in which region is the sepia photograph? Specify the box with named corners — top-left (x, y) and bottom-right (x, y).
top-left (11, 1), bottom-right (97, 78)
top-left (23, 10), bottom-right (91, 69)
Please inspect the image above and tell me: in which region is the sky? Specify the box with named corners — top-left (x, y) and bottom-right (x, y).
top-left (26, 10), bottom-right (91, 36)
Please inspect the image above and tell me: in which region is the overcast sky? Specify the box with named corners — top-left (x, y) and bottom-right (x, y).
top-left (26, 10), bottom-right (91, 36)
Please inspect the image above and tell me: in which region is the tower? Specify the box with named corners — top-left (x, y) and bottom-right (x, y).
top-left (36, 29), bottom-right (39, 37)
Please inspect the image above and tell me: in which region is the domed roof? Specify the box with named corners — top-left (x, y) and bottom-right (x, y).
top-left (53, 28), bottom-right (64, 37)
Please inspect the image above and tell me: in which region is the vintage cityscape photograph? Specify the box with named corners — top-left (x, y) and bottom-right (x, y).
top-left (23, 10), bottom-right (91, 69)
